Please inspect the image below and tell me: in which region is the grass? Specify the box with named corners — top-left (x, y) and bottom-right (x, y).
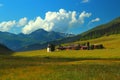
top-left (0, 34), bottom-right (120, 80)
top-left (13, 49), bottom-right (120, 59)
top-left (0, 56), bottom-right (119, 80)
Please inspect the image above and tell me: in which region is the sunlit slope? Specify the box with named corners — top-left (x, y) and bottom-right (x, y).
top-left (73, 34), bottom-right (120, 49)
top-left (13, 34), bottom-right (120, 59)
top-left (79, 17), bottom-right (120, 40)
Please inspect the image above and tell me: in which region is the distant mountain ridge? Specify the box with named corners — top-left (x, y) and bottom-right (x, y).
top-left (0, 29), bottom-right (73, 51)
top-left (18, 17), bottom-right (120, 51)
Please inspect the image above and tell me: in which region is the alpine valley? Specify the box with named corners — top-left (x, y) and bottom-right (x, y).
top-left (0, 29), bottom-right (73, 51)
top-left (0, 17), bottom-right (120, 52)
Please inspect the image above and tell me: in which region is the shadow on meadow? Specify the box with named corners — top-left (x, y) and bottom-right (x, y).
top-left (0, 43), bottom-right (15, 55)
top-left (0, 50), bottom-right (14, 55)
top-left (0, 54), bottom-right (120, 70)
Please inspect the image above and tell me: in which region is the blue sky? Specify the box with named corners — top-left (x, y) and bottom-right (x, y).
top-left (0, 0), bottom-right (120, 34)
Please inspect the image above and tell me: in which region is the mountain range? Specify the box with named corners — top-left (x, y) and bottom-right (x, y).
top-left (0, 29), bottom-right (73, 51)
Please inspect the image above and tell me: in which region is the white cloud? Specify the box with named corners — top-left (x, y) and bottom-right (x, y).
top-left (88, 18), bottom-right (100, 25)
top-left (22, 9), bottom-right (92, 34)
top-left (91, 18), bottom-right (100, 22)
top-left (0, 17), bottom-right (28, 32)
top-left (22, 17), bottom-right (48, 34)
top-left (0, 9), bottom-right (92, 34)
top-left (82, 0), bottom-right (89, 3)
top-left (17, 17), bottom-right (27, 27)
top-left (0, 21), bottom-right (16, 32)
top-left (79, 11), bottom-right (91, 24)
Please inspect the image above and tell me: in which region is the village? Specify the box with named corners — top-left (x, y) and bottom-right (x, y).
top-left (47, 42), bottom-right (104, 52)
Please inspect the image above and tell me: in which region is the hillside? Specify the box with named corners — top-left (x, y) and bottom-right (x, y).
top-left (0, 43), bottom-right (14, 55)
top-left (80, 17), bottom-right (120, 40)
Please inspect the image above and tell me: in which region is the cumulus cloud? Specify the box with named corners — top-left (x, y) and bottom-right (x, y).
top-left (82, 0), bottom-right (89, 3)
top-left (22, 17), bottom-right (49, 34)
top-left (0, 9), bottom-right (92, 34)
top-left (17, 17), bottom-right (27, 27)
top-left (79, 11), bottom-right (91, 24)
top-left (0, 17), bottom-right (28, 32)
top-left (22, 9), bottom-right (92, 34)
top-left (0, 21), bottom-right (16, 32)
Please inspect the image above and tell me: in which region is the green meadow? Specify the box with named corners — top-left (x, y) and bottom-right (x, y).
top-left (0, 34), bottom-right (120, 80)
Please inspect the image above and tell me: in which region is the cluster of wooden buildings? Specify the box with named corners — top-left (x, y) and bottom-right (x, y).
top-left (47, 42), bottom-right (104, 52)
top-left (57, 42), bottom-right (104, 50)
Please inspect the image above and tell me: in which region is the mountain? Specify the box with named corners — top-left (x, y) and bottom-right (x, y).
top-left (0, 43), bottom-right (14, 55)
top-left (27, 29), bottom-right (71, 43)
top-left (0, 29), bottom-right (73, 51)
top-left (19, 17), bottom-right (120, 51)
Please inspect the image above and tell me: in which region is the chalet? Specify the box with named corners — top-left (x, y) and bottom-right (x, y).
top-left (47, 44), bottom-right (55, 52)
top-left (47, 44), bottom-right (51, 52)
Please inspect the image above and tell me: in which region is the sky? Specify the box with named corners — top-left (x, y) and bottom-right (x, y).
top-left (0, 0), bottom-right (120, 34)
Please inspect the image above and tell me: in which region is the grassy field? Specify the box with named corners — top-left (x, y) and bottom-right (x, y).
top-left (0, 34), bottom-right (120, 80)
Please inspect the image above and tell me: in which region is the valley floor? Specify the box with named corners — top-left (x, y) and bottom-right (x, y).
top-left (0, 34), bottom-right (120, 80)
